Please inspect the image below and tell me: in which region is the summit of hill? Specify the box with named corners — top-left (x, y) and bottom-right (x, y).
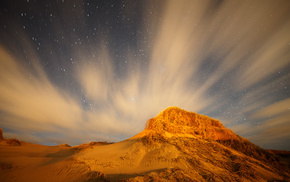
top-left (143, 106), bottom-right (238, 141)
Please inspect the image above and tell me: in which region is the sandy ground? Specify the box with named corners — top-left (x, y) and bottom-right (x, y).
top-left (1, 134), bottom-right (289, 182)
top-left (0, 142), bottom-right (85, 182)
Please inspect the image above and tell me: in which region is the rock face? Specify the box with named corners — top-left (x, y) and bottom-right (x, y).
top-left (144, 106), bottom-right (238, 140)
top-left (0, 128), bottom-right (3, 140)
top-left (128, 107), bottom-right (289, 181)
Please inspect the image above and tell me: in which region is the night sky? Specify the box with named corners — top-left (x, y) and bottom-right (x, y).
top-left (0, 0), bottom-right (289, 150)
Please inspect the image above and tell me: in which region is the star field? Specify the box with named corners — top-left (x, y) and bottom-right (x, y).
top-left (0, 0), bottom-right (289, 150)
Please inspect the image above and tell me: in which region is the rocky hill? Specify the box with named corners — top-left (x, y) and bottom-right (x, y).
top-left (125, 107), bottom-right (289, 181)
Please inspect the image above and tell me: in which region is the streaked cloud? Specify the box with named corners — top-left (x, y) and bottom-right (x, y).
top-left (0, 0), bottom-right (289, 149)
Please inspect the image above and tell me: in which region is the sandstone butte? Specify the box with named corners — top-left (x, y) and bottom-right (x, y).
top-left (0, 107), bottom-right (289, 181)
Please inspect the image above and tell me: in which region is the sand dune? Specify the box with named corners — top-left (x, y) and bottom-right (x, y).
top-left (0, 107), bottom-right (289, 181)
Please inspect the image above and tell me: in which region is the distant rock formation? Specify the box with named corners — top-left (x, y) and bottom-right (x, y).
top-left (5, 138), bottom-right (21, 146)
top-left (57, 144), bottom-right (71, 147)
top-left (0, 128), bottom-right (3, 140)
top-left (0, 128), bottom-right (21, 146)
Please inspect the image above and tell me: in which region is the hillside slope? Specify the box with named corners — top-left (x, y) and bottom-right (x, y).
top-left (75, 107), bottom-right (289, 181)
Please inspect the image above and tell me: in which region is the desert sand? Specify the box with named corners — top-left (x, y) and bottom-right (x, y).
top-left (0, 107), bottom-right (289, 181)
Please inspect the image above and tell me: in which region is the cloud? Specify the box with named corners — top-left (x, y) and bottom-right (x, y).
top-left (0, 46), bottom-right (83, 134)
top-left (230, 98), bottom-right (290, 150)
top-left (0, 45), bottom-right (139, 144)
top-left (251, 98), bottom-right (290, 119)
top-left (78, 47), bottom-right (114, 103)
top-left (250, 111), bottom-right (290, 150)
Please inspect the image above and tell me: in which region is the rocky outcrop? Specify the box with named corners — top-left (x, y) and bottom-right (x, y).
top-left (144, 106), bottom-right (238, 140)
top-left (0, 128), bottom-right (3, 140)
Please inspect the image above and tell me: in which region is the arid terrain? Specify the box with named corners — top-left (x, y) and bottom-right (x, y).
top-left (0, 107), bottom-right (289, 181)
